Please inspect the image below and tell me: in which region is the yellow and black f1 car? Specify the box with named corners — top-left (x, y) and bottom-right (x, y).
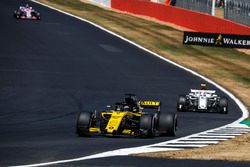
top-left (76, 94), bottom-right (177, 138)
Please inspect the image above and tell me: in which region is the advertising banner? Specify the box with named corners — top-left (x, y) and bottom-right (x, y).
top-left (183, 32), bottom-right (250, 48)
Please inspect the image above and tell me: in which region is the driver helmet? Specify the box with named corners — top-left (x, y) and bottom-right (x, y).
top-left (124, 106), bottom-right (130, 111)
top-left (25, 3), bottom-right (30, 8)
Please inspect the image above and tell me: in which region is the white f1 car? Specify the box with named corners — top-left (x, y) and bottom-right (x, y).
top-left (177, 85), bottom-right (228, 114)
top-left (14, 4), bottom-right (41, 20)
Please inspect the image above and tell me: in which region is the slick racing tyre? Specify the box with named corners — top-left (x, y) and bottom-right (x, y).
top-left (177, 95), bottom-right (186, 112)
top-left (140, 115), bottom-right (154, 138)
top-left (158, 113), bottom-right (177, 136)
top-left (218, 98), bottom-right (228, 114)
top-left (76, 112), bottom-right (92, 137)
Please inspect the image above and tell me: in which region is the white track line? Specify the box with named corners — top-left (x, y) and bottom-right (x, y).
top-left (172, 141), bottom-right (219, 144)
top-left (12, 1), bottom-right (249, 167)
top-left (179, 138), bottom-right (227, 141)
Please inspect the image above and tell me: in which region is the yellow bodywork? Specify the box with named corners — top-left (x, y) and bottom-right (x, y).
top-left (87, 101), bottom-right (160, 135)
top-left (100, 111), bottom-right (141, 134)
top-left (89, 127), bottom-right (101, 133)
top-left (122, 129), bottom-right (134, 135)
top-left (105, 111), bottom-right (127, 133)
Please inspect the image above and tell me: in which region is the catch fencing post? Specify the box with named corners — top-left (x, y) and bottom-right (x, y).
top-left (211, 0), bottom-right (215, 16)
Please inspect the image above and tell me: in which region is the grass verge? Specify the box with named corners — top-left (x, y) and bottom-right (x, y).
top-left (37, 0), bottom-right (250, 161)
top-left (137, 132), bottom-right (250, 162)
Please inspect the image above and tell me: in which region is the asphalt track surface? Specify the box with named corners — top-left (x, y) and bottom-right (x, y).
top-left (0, 0), bottom-right (246, 166)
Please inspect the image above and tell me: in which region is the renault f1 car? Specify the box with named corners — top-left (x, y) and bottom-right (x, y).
top-left (13, 5), bottom-right (41, 20)
top-left (177, 84), bottom-right (228, 114)
top-left (76, 94), bottom-right (177, 138)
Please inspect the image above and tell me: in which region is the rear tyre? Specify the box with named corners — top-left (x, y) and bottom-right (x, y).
top-left (13, 13), bottom-right (19, 19)
top-left (158, 113), bottom-right (177, 136)
top-left (33, 12), bottom-right (41, 20)
top-left (218, 98), bottom-right (228, 114)
top-left (76, 112), bottom-right (92, 137)
top-left (139, 115), bottom-right (154, 138)
top-left (177, 95), bottom-right (186, 112)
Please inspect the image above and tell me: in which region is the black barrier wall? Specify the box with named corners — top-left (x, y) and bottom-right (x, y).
top-left (225, 0), bottom-right (250, 26)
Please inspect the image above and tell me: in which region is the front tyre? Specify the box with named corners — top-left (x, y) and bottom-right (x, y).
top-left (76, 112), bottom-right (92, 137)
top-left (13, 12), bottom-right (19, 19)
top-left (218, 98), bottom-right (228, 114)
top-left (35, 12), bottom-right (41, 20)
top-left (177, 95), bottom-right (186, 112)
top-left (158, 113), bottom-right (177, 136)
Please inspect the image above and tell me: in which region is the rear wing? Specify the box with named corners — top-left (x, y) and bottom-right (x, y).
top-left (139, 101), bottom-right (161, 109)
